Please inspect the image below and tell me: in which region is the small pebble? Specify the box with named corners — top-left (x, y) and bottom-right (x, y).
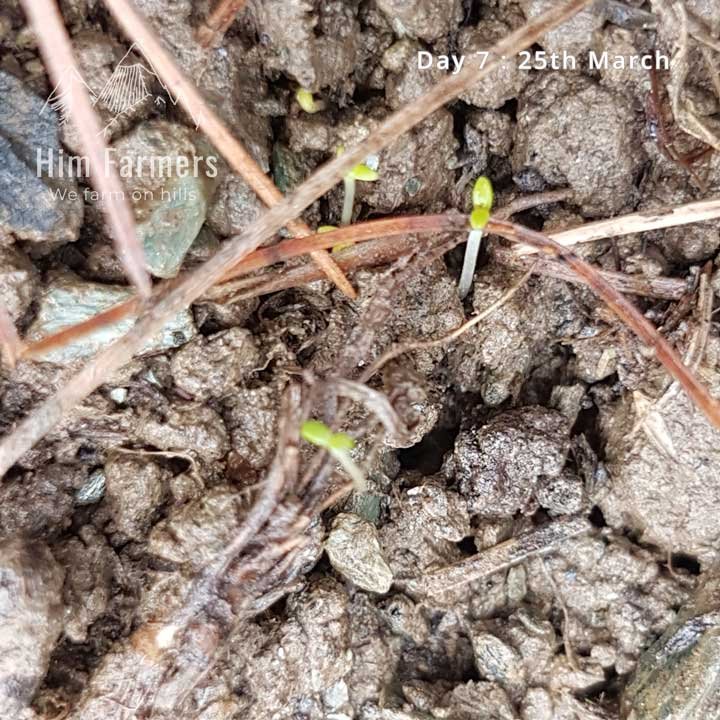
top-left (325, 513), bottom-right (393, 594)
top-left (109, 388), bottom-right (128, 404)
top-left (25, 273), bottom-right (195, 364)
top-left (75, 469), bottom-right (106, 506)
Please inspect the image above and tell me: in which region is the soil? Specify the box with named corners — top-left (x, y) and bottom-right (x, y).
top-left (1, 1), bottom-right (720, 719)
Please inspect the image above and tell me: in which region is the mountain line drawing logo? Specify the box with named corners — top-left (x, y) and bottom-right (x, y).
top-left (41, 42), bottom-right (201, 136)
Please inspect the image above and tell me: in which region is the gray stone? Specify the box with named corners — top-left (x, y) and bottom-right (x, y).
top-left (458, 21), bottom-right (530, 109)
top-left (513, 74), bottom-right (644, 217)
top-left (110, 121), bottom-right (214, 278)
top-left (599, 337), bottom-right (720, 568)
top-left (224, 385), bottom-right (279, 471)
top-left (147, 485), bottom-right (247, 571)
top-left (135, 403), bottom-right (229, 464)
top-left (0, 70), bottom-right (83, 246)
top-left (375, 0), bottom-right (461, 41)
top-left (325, 513), bottom-right (393, 593)
top-left (469, 630), bottom-right (528, 702)
top-left (254, 0), bottom-right (361, 91)
top-left (74, 468), bottom-right (106, 506)
top-left (206, 169), bottom-right (263, 238)
top-left (25, 273), bottom-right (195, 364)
top-left (519, 0), bottom-right (604, 57)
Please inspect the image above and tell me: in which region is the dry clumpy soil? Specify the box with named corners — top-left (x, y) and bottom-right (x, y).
top-left (1, 1), bottom-right (720, 719)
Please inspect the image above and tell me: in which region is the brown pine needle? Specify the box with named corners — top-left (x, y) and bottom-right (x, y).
top-left (20, 214), bottom-right (462, 360)
top-left (21, 296), bottom-right (143, 361)
top-left (19, 203), bottom-right (688, 364)
top-left (0, 0), bottom-right (595, 476)
top-left (103, 0), bottom-right (356, 299)
top-left (488, 218), bottom-right (720, 429)
top-left (20, 0), bottom-right (151, 298)
top-left (0, 307), bottom-right (24, 368)
top-left (197, 0), bottom-right (248, 48)
top-left (219, 212), bottom-right (466, 281)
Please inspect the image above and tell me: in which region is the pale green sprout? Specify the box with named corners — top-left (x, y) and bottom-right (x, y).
top-left (296, 87), bottom-right (320, 114)
top-left (337, 146), bottom-right (380, 226)
top-left (458, 176), bottom-right (494, 299)
top-left (300, 419), bottom-right (366, 492)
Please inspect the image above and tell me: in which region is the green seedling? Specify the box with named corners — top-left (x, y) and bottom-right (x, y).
top-left (301, 419), bottom-right (366, 492)
top-left (296, 87), bottom-right (320, 114)
top-left (337, 146), bottom-right (380, 226)
top-left (472, 175), bottom-right (494, 209)
top-left (458, 176), bottom-right (494, 299)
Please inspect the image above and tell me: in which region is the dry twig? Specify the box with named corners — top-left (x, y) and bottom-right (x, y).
top-left (399, 517), bottom-right (592, 596)
top-left (103, 0), bottom-right (356, 298)
top-left (20, 0), bottom-right (151, 298)
top-left (0, 0), bottom-right (596, 476)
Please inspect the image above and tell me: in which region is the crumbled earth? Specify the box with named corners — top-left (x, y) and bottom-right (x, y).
top-left (1, 1), bottom-right (720, 719)
top-left (513, 73), bottom-right (644, 216)
top-left (450, 406), bottom-right (570, 517)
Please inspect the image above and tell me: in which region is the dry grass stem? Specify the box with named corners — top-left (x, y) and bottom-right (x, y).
top-left (495, 248), bottom-right (687, 300)
top-left (0, 0), bottom-right (596, 476)
top-left (103, 0), bottom-right (356, 298)
top-left (518, 197), bottom-right (720, 254)
top-left (399, 517), bottom-right (592, 596)
top-left (21, 0), bottom-right (151, 298)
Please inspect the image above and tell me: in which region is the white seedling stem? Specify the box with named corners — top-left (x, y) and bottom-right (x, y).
top-left (331, 448), bottom-right (367, 492)
top-left (458, 229), bottom-right (484, 299)
top-left (342, 176), bottom-right (356, 226)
